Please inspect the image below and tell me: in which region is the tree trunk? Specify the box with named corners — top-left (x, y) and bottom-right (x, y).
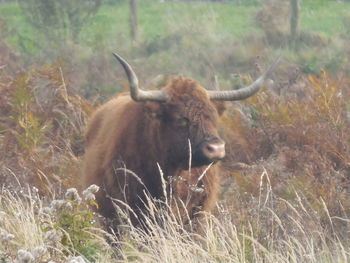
top-left (130, 0), bottom-right (138, 42)
top-left (290, 0), bottom-right (300, 48)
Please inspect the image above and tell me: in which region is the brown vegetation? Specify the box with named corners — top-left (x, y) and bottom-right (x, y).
top-left (1, 38), bottom-right (350, 261)
top-left (0, 57), bottom-right (93, 191)
top-left (220, 71), bottom-right (350, 244)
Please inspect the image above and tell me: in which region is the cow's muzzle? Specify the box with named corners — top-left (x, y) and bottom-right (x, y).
top-left (192, 138), bottom-right (225, 167)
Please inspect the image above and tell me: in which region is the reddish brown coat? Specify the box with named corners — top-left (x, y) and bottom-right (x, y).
top-left (82, 76), bottom-right (225, 226)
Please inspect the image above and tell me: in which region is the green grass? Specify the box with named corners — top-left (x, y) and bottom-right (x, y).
top-left (0, 2), bottom-right (35, 52)
top-left (301, 0), bottom-right (349, 35)
top-left (0, 0), bottom-right (349, 81)
top-left (1, 0), bottom-right (349, 55)
top-left (137, 1), bottom-right (259, 39)
top-left (81, 0), bottom-right (260, 46)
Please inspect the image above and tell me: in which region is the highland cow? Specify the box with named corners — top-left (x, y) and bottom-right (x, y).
top-left (82, 53), bottom-right (280, 228)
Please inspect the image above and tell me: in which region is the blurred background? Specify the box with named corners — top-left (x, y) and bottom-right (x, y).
top-left (1, 0), bottom-right (349, 97)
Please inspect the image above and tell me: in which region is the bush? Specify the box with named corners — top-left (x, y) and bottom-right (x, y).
top-left (0, 62), bottom-right (94, 190)
top-left (18, 0), bottom-right (103, 45)
top-left (0, 185), bottom-right (110, 263)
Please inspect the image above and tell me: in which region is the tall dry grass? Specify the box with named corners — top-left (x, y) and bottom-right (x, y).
top-left (1, 170), bottom-right (349, 262)
top-left (109, 169), bottom-right (350, 263)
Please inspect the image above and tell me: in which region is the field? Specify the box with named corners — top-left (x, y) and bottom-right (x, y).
top-left (1, 0), bottom-right (350, 262)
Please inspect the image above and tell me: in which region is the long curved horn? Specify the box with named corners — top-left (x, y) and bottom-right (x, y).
top-left (208, 55), bottom-right (282, 101)
top-left (113, 53), bottom-right (168, 102)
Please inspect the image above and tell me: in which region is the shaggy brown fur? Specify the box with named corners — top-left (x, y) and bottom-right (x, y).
top-left (82, 76), bottom-right (225, 228)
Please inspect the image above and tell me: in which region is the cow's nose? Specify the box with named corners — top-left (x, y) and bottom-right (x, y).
top-left (201, 139), bottom-right (225, 161)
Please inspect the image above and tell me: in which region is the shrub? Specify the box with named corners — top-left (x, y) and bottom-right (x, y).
top-left (0, 62), bottom-right (94, 190)
top-left (0, 185), bottom-right (111, 263)
top-left (17, 0), bottom-right (103, 48)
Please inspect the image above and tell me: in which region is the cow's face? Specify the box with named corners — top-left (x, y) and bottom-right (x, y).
top-left (113, 53), bottom-right (280, 170)
top-left (146, 77), bottom-right (226, 169)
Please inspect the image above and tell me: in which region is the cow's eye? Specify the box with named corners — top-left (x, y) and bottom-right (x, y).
top-left (176, 118), bottom-right (189, 128)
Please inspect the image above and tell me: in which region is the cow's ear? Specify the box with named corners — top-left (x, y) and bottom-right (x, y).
top-left (144, 101), bottom-right (163, 119)
top-left (212, 101), bottom-right (226, 116)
